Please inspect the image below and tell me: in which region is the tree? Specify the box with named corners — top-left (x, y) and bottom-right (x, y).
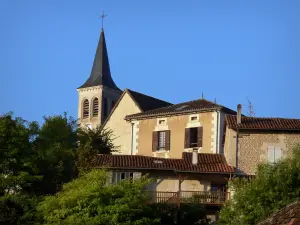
top-left (37, 170), bottom-right (163, 225)
top-left (32, 113), bottom-right (78, 195)
top-left (0, 113), bottom-right (41, 224)
top-left (219, 144), bottom-right (300, 225)
top-left (76, 126), bottom-right (118, 172)
top-left (0, 112), bottom-right (40, 196)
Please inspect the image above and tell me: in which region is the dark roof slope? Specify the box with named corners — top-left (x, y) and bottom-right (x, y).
top-left (126, 98), bottom-right (236, 120)
top-left (226, 115), bottom-right (300, 131)
top-left (127, 89), bottom-right (172, 111)
top-left (79, 29), bottom-right (120, 90)
top-left (257, 201), bottom-right (300, 225)
top-left (100, 89), bottom-right (172, 129)
top-left (92, 152), bottom-right (234, 173)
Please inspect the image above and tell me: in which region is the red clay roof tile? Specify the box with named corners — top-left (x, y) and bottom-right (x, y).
top-left (257, 201), bottom-right (300, 225)
top-left (92, 152), bottom-right (234, 173)
top-left (226, 115), bottom-right (300, 131)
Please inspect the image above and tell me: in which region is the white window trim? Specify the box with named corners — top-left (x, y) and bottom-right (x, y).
top-left (186, 114), bottom-right (201, 128)
top-left (154, 118), bottom-right (169, 131)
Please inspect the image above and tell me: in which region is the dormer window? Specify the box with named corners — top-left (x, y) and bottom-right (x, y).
top-left (83, 99), bottom-right (89, 118)
top-left (93, 98), bottom-right (99, 117)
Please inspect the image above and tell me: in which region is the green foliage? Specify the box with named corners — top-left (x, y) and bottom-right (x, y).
top-left (32, 113), bottom-right (78, 195)
top-left (77, 126), bottom-right (118, 172)
top-left (37, 170), bottom-right (162, 225)
top-left (219, 143), bottom-right (300, 225)
top-left (0, 113), bottom-right (41, 196)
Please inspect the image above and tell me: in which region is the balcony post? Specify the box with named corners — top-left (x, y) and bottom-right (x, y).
top-left (178, 173), bottom-right (182, 208)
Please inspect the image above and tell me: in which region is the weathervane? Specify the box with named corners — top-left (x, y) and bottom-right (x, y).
top-left (99, 11), bottom-right (107, 29)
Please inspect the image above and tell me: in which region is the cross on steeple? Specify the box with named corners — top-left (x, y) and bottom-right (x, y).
top-left (99, 11), bottom-right (107, 30)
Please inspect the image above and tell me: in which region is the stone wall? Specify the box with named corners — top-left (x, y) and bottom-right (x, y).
top-left (237, 132), bottom-right (300, 175)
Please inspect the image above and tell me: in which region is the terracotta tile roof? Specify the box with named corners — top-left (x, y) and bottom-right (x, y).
top-left (125, 98), bottom-right (236, 120)
top-left (92, 152), bottom-right (234, 173)
top-left (226, 115), bottom-right (300, 131)
top-left (126, 89), bottom-right (172, 112)
top-left (257, 201), bottom-right (300, 225)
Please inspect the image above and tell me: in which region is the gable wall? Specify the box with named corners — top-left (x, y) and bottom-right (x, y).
top-left (103, 92), bottom-right (142, 155)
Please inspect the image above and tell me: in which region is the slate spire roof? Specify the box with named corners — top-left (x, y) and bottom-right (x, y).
top-left (79, 29), bottom-right (120, 90)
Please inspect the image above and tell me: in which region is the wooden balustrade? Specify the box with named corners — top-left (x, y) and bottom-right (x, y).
top-left (146, 191), bottom-right (229, 205)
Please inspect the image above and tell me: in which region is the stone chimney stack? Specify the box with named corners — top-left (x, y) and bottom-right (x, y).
top-left (237, 104), bottom-right (242, 124)
top-left (192, 150), bottom-right (198, 165)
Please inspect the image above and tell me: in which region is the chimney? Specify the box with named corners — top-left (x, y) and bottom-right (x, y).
top-left (237, 104), bottom-right (242, 124)
top-left (192, 150), bottom-right (198, 165)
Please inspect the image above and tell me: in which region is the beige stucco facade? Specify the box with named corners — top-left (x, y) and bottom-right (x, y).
top-left (145, 172), bottom-right (227, 192)
top-left (103, 92), bottom-right (142, 155)
top-left (135, 111), bottom-right (226, 158)
top-left (224, 128), bottom-right (300, 175)
top-left (77, 85), bottom-right (121, 128)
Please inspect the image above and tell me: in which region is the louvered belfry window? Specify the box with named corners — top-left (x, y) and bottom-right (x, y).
top-left (83, 99), bottom-right (89, 118)
top-left (93, 98), bottom-right (99, 117)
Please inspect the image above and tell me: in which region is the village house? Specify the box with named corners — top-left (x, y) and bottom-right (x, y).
top-left (223, 105), bottom-right (300, 175)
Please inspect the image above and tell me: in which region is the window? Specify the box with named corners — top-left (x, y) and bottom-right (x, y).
top-left (103, 98), bottom-right (108, 118)
top-left (267, 146), bottom-right (282, 163)
top-left (113, 172), bottom-right (134, 183)
top-left (211, 184), bottom-right (219, 192)
top-left (158, 131), bottom-right (166, 150)
top-left (152, 130), bottom-right (170, 151)
top-left (92, 98), bottom-right (99, 117)
top-left (83, 99), bottom-right (89, 118)
top-left (184, 127), bottom-right (203, 148)
top-left (189, 128), bottom-right (198, 147)
top-left (159, 119), bottom-right (165, 125)
top-left (191, 116), bottom-right (197, 121)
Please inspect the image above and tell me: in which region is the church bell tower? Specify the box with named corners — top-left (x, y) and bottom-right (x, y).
top-left (77, 16), bottom-right (121, 128)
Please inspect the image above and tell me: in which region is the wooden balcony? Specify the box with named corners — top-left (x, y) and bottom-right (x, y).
top-left (147, 191), bottom-right (230, 206)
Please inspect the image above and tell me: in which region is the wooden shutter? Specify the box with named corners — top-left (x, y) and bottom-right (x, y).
top-left (184, 128), bottom-right (190, 148)
top-left (197, 127), bottom-right (203, 147)
top-left (274, 147), bottom-right (282, 162)
top-left (165, 130), bottom-right (171, 150)
top-left (152, 131), bottom-right (158, 151)
top-left (267, 146), bottom-right (275, 162)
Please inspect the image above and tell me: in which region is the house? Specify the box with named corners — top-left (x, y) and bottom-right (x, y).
top-left (223, 106), bottom-right (300, 175)
top-left (92, 151), bottom-right (235, 221)
top-left (125, 98), bottom-right (236, 158)
top-left (257, 201), bottom-right (300, 225)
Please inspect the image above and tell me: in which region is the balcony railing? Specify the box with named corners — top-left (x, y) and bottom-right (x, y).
top-left (147, 191), bottom-right (229, 205)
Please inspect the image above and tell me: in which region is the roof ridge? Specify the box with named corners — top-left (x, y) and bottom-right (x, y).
top-left (227, 115), bottom-right (300, 120)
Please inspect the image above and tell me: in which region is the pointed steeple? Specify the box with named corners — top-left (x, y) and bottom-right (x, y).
top-left (79, 29), bottom-right (120, 90)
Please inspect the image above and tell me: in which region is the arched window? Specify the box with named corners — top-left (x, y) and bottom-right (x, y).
top-left (83, 99), bottom-right (89, 118)
top-left (103, 98), bottom-right (108, 118)
top-left (93, 98), bottom-right (99, 117)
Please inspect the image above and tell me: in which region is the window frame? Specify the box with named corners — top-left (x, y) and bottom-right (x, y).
top-left (92, 97), bottom-right (99, 117)
top-left (157, 131), bottom-right (167, 150)
top-left (82, 99), bottom-right (89, 119)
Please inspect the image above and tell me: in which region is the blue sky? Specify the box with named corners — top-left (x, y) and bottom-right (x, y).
top-left (1, 0), bottom-right (299, 123)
